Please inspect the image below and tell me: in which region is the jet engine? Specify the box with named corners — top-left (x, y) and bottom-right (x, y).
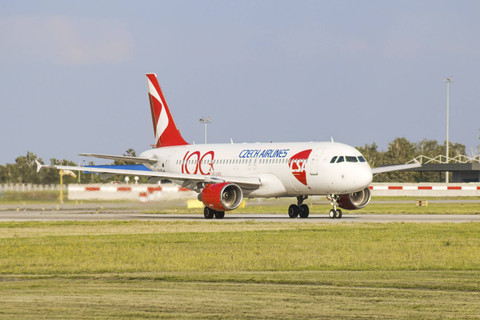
top-left (200, 182), bottom-right (243, 212)
top-left (337, 187), bottom-right (371, 210)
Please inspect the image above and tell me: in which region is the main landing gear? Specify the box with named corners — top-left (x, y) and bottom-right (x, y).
top-left (204, 207), bottom-right (225, 219)
top-left (288, 196), bottom-right (309, 218)
top-left (327, 194), bottom-right (342, 219)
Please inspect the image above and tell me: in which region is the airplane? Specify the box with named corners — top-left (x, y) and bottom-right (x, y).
top-left (37, 73), bottom-right (420, 219)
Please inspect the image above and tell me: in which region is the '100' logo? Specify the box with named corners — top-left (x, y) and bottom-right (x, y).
top-left (181, 151), bottom-right (215, 175)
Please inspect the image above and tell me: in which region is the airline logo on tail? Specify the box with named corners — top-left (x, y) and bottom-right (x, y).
top-left (147, 77), bottom-right (169, 145)
top-left (146, 74), bottom-right (188, 148)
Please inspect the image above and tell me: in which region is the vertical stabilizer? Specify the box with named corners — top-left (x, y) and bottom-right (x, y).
top-left (146, 73), bottom-right (189, 148)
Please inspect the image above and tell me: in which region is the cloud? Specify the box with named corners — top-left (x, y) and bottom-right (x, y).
top-left (0, 15), bottom-right (133, 65)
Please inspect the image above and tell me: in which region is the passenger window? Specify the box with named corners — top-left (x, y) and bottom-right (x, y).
top-left (346, 156), bottom-right (358, 163)
top-left (336, 156), bottom-right (345, 163)
top-left (330, 156), bottom-right (338, 163)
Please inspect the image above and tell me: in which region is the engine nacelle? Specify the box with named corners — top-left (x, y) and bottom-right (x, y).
top-left (337, 187), bottom-right (371, 210)
top-left (200, 182), bottom-right (243, 212)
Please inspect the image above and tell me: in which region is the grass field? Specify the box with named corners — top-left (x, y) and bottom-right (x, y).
top-left (0, 221), bottom-right (479, 319)
top-left (0, 190), bottom-right (60, 203)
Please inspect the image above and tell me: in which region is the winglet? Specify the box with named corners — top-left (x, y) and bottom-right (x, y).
top-left (35, 160), bottom-right (44, 173)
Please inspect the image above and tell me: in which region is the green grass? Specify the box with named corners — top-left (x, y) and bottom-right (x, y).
top-left (0, 190), bottom-right (61, 203)
top-left (358, 202), bottom-right (480, 214)
top-left (2, 222), bottom-right (479, 273)
top-left (1, 271), bottom-right (479, 319)
top-left (0, 221), bottom-right (479, 319)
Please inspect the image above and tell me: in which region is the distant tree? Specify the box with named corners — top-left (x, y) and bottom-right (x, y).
top-left (415, 139), bottom-right (443, 158)
top-left (448, 142), bottom-right (466, 160)
top-left (377, 138), bottom-right (416, 182)
top-left (356, 143), bottom-right (383, 168)
top-left (0, 152), bottom-right (85, 185)
top-left (7, 152), bottom-right (43, 184)
top-left (0, 165), bottom-right (7, 183)
top-left (113, 148), bottom-right (137, 166)
top-left (36, 158), bottom-right (58, 185)
top-left (47, 158), bottom-right (78, 185)
top-left (357, 138), bottom-right (467, 182)
top-left (413, 140), bottom-right (443, 182)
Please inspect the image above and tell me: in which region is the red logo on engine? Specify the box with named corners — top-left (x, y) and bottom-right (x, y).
top-left (289, 149), bottom-right (312, 185)
top-left (182, 151), bottom-right (215, 175)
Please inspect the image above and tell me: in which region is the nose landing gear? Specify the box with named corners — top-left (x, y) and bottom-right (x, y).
top-left (327, 194), bottom-right (342, 219)
top-left (288, 196), bottom-right (309, 218)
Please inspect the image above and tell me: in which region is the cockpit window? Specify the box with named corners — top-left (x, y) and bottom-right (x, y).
top-left (358, 156), bottom-right (366, 162)
top-left (336, 156), bottom-right (345, 163)
top-left (330, 156), bottom-right (338, 163)
top-left (346, 156), bottom-right (358, 163)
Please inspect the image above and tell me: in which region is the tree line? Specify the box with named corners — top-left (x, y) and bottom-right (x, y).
top-left (0, 139), bottom-right (468, 184)
top-left (357, 137), bottom-right (466, 182)
top-left (0, 148), bottom-right (140, 185)
top-left (0, 152), bottom-right (96, 185)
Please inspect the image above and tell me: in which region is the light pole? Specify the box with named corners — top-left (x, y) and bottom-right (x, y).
top-left (444, 77), bottom-right (453, 183)
top-left (199, 117), bottom-right (211, 144)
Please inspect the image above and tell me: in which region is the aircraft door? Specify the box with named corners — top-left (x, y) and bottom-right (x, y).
top-left (159, 160), bottom-right (167, 172)
top-left (309, 148), bottom-right (324, 176)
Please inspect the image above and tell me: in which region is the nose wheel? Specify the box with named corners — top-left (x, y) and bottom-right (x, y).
top-left (329, 208), bottom-right (342, 219)
top-left (288, 196), bottom-right (309, 218)
top-left (327, 194), bottom-right (343, 219)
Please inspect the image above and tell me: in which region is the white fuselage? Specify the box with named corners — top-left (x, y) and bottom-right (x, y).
top-left (139, 141), bottom-right (373, 198)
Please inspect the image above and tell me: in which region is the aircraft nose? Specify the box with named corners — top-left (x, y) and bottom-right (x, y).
top-left (356, 166), bottom-right (373, 189)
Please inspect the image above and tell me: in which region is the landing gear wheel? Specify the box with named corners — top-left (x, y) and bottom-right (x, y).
top-left (204, 207), bottom-right (214, 219)
top-left (328, 194), bottom-right (343, 219)
top-left (299, 204), bottom-right (309, 218)
top-left (214, 211), bottom-right (225, 219)
top-left (335, 209), bottom-right (342, 219)
top-left (329, 209), bottom-right (336, 219)
top-left (288, 204), bottom-right (299, 218)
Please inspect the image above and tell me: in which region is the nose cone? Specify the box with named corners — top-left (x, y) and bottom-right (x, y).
top-left (351, 166), bottom-right (373, 191)
top-left (336, 165), bottom-right (373, 194)
top-left (358, 166), bottom-right (373, 188)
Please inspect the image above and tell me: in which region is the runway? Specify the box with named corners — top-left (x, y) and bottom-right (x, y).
top-left (0, 206), bottom-right (479, 223)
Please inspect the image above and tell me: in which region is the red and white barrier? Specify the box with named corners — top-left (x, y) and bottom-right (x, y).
top-left (68, 182), bottom-right (480, 201)
top-left (369, 183), bottom-right (480, 196)
top-left (68, 184), bottom-right (196, 201)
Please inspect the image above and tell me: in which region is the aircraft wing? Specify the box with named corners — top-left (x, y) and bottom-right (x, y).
top-left (36, 161), bottom-right (261, 189)
top-left (79, 153), bottom-right (157, 164)
top-left (371, 161), bottom-right (421, 175)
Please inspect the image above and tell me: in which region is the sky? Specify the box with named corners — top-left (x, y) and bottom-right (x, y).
top-left (1, 0), bottom-right (480, 165)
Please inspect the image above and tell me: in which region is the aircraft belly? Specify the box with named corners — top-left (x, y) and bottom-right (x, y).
top-left (246, 173), bottom-right (287, 197)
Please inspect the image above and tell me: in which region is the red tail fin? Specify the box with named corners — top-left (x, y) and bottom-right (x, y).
top-left (146, 74), bottom-right (189, 148)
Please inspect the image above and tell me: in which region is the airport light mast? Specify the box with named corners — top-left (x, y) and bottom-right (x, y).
top-left (199, 116), bottom-right (211, 144)
top-left (444, 77), bottom-right (453, 183)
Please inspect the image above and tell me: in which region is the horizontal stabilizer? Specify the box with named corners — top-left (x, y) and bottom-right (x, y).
top-left (79, 153), bottom-right (157, 164)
